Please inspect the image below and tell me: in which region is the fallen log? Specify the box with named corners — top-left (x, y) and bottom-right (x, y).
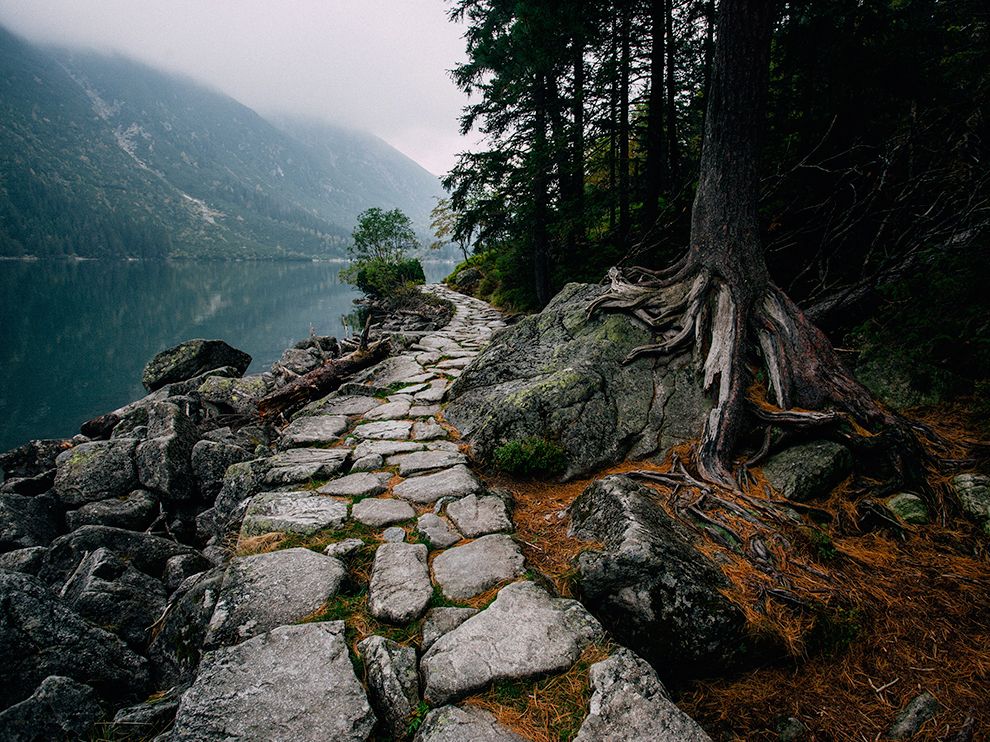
top-left (256, 338), bottom-right (390, 421)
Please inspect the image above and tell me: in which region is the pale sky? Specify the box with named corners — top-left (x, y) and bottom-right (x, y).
top-left (0, 0), bottom-right (474, 176)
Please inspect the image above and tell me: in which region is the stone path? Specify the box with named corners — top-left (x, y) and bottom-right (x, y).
top-left (169, 285), bottom-right (712, 741)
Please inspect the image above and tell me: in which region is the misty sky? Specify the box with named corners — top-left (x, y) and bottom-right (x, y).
top-left (0, 0), bottom-right (474, 176)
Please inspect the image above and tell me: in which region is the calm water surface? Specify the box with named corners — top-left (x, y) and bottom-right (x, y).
top-left (0, 259), bottom-right (452, 452)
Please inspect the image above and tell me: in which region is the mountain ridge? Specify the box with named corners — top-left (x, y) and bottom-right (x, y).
top-left (0, 25), bottom-right (442, 260)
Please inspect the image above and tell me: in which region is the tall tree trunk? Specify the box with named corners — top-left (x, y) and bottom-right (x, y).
top-left (618, 5), bottom-right (632, 244)
top-left (572, 30), bottom-right (586, 246)
top-left (533, 73), bottom-right (552, 307)
top-left (607, 24), bottom-right (618, 232)
top-left (642, 0), bottom-right (667, 233)
top-left (664, 0), bottom-right (680, 184)
top-left (700, 0), bottom-right (716, 137)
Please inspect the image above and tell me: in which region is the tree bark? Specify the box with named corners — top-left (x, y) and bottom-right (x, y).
top-left (664, 0), bottom-right (680, 184)
top-left (618, 5), bottom-right (632, 245)
top-left (642, 0), bottom-right (667, 232)
top-left (533, 72), bottom-right (552, 307)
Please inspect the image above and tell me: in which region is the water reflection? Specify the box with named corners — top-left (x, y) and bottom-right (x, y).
top-left (0, 260), bottom-right (452, 450)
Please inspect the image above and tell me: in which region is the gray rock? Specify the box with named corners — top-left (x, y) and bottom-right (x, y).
top-left (277, 346), bottom-right (324, 375)
top-left (421, 607), bottom-right (478, 650)
top-left (191, 440), bottom-right (251, 501)
top-left (171, 622), bottom-right (376, 742)
top-left (414, 380), bottom-right (448, 404)
top-left (569, 475), bottom-right (753, 678)
top-left (240, 491), bottom-right (348, 537)
top-left (352, 420), bottom-right (413, 440)
top-left (445, 283), bottom-right (709, 478)
top-left (431, 534), bottom-right (525, 601)
top-left (410, 404), bottom-right (441, 417)
top-left (351, 453), bottom-right (385, 471)
top-left (59, 547), bottom-right (168, 651)
top-left (394, 465), bottom-right (481, 504)
top-left (0, 675), bottom-right (102, 742)
top-left (421, 581), bottom-right (603, 704)
top-left (40, 525), bottom-right (208, 585)
top-left (383, 526), bottom-right (407, 542)
top-left (324, 538), bottom-right (365, 558)
top-left (414, 705), bottom-right (525, 742)
top-left (762, 440), bottom-right (853, 501)
top-left (364, 400), bottom-right (413, 421)
top-left (0, 546), bottom-right (47, 575)
top-left (359, 355), bottom-right (425, 386)
top-left (574, 648), bottom-right (712, 741)
top-left (952, 474), bottom-right (990, 534)
top-left (318, 471), bottom-right (391, 498)
top-left (279, 415), bottom-right (349, 447)
top-left (147, 567), bottom-right (224, 688)
top-left (369, 542), bottom-right (432, 624)
top-left (109, 686), bottom-right (183, 740)
top-left (297, 393), bottom-right (382, 418)
top-left (0, 571), bottom-right (149, 707)
top-left (353, 439), bottom-right (424, 459)
top-left (143, 339), bottom-right (251, 391)
top-left (353, 498), bottom-right (415, 527)
top-left (778, 716), bottom-right (807, 741)
top-left (886, 493), bottom-right (930, 525)
top-left (53, 438), bottom-right (138, 507)
top-left (412, 419), bottom-right (447, 441)
top-left (204, 548), bottom-right (346, 648)
top-left (0, 492), bottom-right (57, 551)
top-left (197, 374), bottom-right (270, 415)
top-left (446, 493), bottom-right (512, 537)
top-left (263, 447), bottom-right (350, 486)
top-left (416, 513), bottom-right (462, 548)
top-left (165, 552), bottom-right (210, 592)
top-left (65, 489), bottom-right (158, 531)
top-left (389, 450), bottom-right (467, 476)
top-left (358, 635), bottom-right (420, 738)
top-left (135, 402), bottom-right (200, 502)
top-left (0, 438), bottom-right (70, 480)
top-left (888, 691), bottom-right (939, 739)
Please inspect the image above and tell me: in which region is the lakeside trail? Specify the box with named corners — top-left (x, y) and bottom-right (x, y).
top-left (168, 284), bottom-right (711, 741)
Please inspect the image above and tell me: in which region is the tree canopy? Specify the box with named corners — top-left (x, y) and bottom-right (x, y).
top-left (349, 207), bottom-right (420, 263)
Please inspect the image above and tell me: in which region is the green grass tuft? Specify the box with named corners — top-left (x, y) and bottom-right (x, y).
top-left (493, 436), bottom-right (567, 478)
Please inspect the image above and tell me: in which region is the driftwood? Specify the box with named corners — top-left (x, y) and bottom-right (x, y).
top-left (256, 337), bottom-right (390, 421)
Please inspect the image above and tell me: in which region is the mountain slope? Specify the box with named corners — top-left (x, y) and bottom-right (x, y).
top-left (0, 27), bottom-right (442, 259)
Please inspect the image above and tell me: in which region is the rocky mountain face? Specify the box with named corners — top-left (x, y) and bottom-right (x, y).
top-left (0, 26), bottom-right (441, 259)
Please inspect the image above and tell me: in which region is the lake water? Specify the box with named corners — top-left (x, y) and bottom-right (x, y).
top-left (0, 259), bottom-right (453, 452)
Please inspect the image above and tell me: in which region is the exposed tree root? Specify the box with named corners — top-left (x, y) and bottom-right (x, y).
top-left (589, 262), bottom-right (923, 493)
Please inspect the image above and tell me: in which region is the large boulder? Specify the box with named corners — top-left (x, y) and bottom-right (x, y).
top-left (0, 675), bottom-right (102, 742)
top-left (0, 571), bottom-right (149, 707)
top-left (135, 402), bottom-right (200, 503)
top-left (760, 440), bottom-right (853, 501)
top-left (64, 489), bottom-right (159, 532)
top-left (952, 474), bottom-right (990, 535)
top-left (59, 547), bottom-right (168, 652)
top-left (142, 339), bottom-right (251, 392)
top-left (0, 439), bottom-right (71, 480)
top-left (0, 493), bottom-right (58, 552)
top-left (569, 475), bottom-right (755, 679)
top-left (445, 283), bottom-right (708, 478)
top-left (171, 622), bottom-right (376, 741)
top-left (191, 440), bottom-right (252, 502)
top-left (40, 525), bottom-right (210, 585)
top-left (414, 705), bottom-right (525, 742)
top-left (53, 439), bottom-right (139, 507)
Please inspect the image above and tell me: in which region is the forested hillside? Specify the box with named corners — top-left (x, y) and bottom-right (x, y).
top-left (0, 26), bottom-right (441, 259)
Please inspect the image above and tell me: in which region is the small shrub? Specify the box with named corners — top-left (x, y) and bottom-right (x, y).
top-left (494, 437), bottom-right (567, 478)
top-left (342, 256), bottom-right (425, 299)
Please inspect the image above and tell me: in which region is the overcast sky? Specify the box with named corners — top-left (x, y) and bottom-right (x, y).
top-left (0, 0), bottom-right (474, 176)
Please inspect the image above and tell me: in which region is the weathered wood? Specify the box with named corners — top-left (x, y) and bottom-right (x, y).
top-left (256, 339), bottom-right (390, 421)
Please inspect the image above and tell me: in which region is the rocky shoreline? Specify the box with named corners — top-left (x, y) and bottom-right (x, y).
top-left (2, 284), bottom-right (988, 740)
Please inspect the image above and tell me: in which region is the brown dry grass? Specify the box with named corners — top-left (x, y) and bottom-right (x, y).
top-left (464, 643), bottom-right (614, 742)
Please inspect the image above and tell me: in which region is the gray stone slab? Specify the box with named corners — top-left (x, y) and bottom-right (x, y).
top-left (388, 450), bottom-right (467, 476)
top-left (436, 358), bottom-right (472, 370)
top-left (383, 527), bottom-right (406, 542)
top-left (359, 636), bottom-right (420, 739)
top-left (298, 394), bottom-right (382, 418)
top-left (420, 581), bottom-right (603, 704)
top-left (204, 548), bottom-right (346, 648)
top-left (364, 400), bottom-right (413, 421)
top-left (397, 373), bottom-right (435, 385)
top-left (352, 420), bottom-right (413, 440)
top-left (368, 543), bottom-right (432, 624)
top-left (324, 538), bottom-right (364, 559)
top-left (415, 352), bottom-right (442, 365)
top-left (411, 420), bottom-right (447, 441)
top-left (353, 440), bottom-right (424, 459)
top-left (318, 472), bottom-right (391, 498)
top-left (279, 416), bottom-right (348, 447)
top-left (409, 404), bottom-right (441, 418)
top-left (414, 706), bottom-right (525, 742)
top-left (574, 649), bottom-right (712, 741)
top-left (393, 465), bottom-right (481, 505)
top-left (416, 513), bottom-right (462, 549)
top-left (263, 448), bottom-right (349, 486)
top-left (171, 622), bottom-right (375, 742)
top-left (431, 535), bottom-right (525, 601)
top-left (421, 607), bottom-right (478, 651)
top-left (240, 492), bottom-right (348, 536)
top-left (352, 498), bottom-right (415, 527)
top-left (413, 381), bottom-right (448, 404)
top-left (361, 355), bottom-right (425, 386)
top-left (350, 454), bottom-right (384, 471)
top-left (446, 494), bottom-right (513, 537)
